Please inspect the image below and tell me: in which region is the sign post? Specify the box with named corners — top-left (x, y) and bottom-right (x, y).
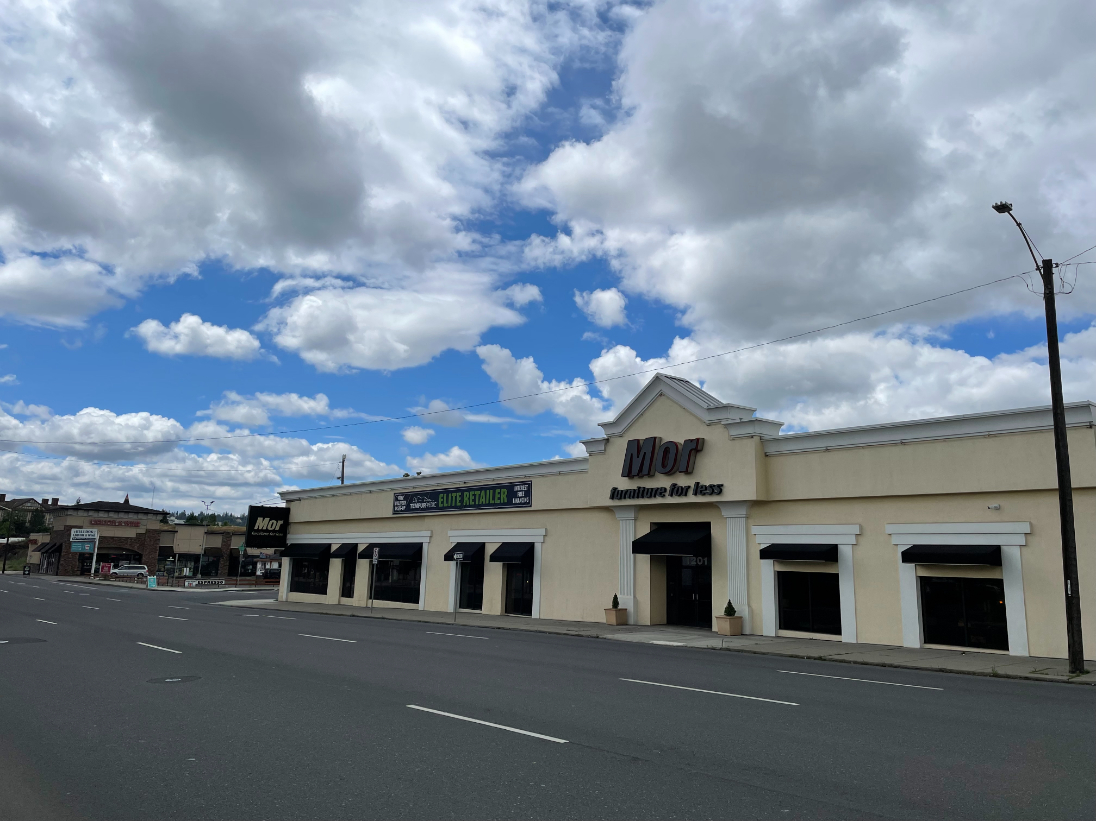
top-left (370, 547), bottom-right (379, 613)
top-left (237, 543), bottom-right (246, 588)
top-left (451, 551), bottom-right (464, 623)
top-left (71, 529), bottom-right (99, 578)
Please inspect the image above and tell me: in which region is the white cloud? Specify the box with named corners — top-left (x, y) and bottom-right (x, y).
top-left (411, 398), bottom-right (521, 428)
top-left (0, 256), bottom-right (121, 328)
top-left (562, 441), bottom-right (588, 458)
top-left (401, 426), bottom-right (435, 445)
top-left (131, 314), bottom-right (264, 360)
top-left (574, 287), bottom-right (627, 327)
top-left (476, 343), bottom-right (607, 435)
top-left (0, 374), bottom-right (17, 385)
top-left (504, 283), bottom-right (544, 307)
top-left (198, 391), bottom-right (368, 427)
top-left (406, 446), bottom-right (484, 474)
top-left (2, 400), bottom-right (52, 420)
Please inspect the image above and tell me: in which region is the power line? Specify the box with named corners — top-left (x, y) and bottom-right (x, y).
top-left (0, 260), bottom-right (1070, 448)
top-left (0, 449), bottom-right (340, 474)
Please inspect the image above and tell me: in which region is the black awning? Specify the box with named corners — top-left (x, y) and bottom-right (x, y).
top-left (38, 542), bottom-right (61, 555)
top-left (203, 546), bottom-right (223, 557)
top-left (281, 543), bottom-right (331, 559)
top-left (490, 542), bottom-right (533, 563)
top-left (157, 544), bottom-right (175, 558)
top-left (330, 543), bottom-right (358, 558)
top-left (631, 524), bottom-right (710, 556)
top-left (759, 544), bottom-right (839, 562)
top-left (360, 543), bottom-right (422, 561)
top-left (444, 542), bottom-right (485, 561)
top-left (901, 545), bottom-right (1002, 566)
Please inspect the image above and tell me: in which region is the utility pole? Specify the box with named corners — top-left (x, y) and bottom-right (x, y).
top-left (340, 454), bottom-right (346, 485)
top-left (994, 202), bottom-right (1086, 674)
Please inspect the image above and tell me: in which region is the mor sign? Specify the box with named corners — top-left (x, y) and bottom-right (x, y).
top-left (621, 437), bottom-right (704, 478)
top-left (246, 505), bottom-right (290, 550)
top-left (393, 481), bottom-right (531, 515)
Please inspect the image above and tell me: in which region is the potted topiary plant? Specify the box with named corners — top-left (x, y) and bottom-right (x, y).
top-left (605, 593), bottom-right (628, 625)
top-left (715, 600), bottom-right (743, 635)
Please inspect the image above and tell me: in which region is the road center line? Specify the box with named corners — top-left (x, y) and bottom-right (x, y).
top-left (105, 598), bottom-right (122, 602)
top-left (82, 606), bottom-right (99, 610)
top-left (158, 615), bottom-right (188, 621)
top-left (621, 678), bottom-right (799, 706)
top-left (777, 670), bottom-right (944, 690)
top-left (34, 597), bottom-right (45, 601)
top-left (299, 634), bottom-right (356, 643)
top-left (138, 642), bottom-right (181, 654)
top-left (407, 705), bottom-right (568, 743)
top-left (36, 619), bottom-right (57, 625)
top-left (267, 616), bottom-right (295, 620)
top-left (425, 631), bottom-right (489, 640)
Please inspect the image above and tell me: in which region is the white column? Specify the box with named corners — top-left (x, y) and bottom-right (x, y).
top-left (448, 554), bottom-right (458, 612)
top-left (278, 558), bottom-right (290, 602)
top-left (837, 544), bottom-right (857, 643)
top-left (760, 557), bottom-right (776, 636)
top-left (418, 539), bottom-right (430, 610)
top-left (532, 541), bottom-right (543, 619)
top-left (326, 558), bottom-right (342, 605)
top-left (613, 506), bottom-right (637, 624)
top-left (897, 553), bottom-right (922, 648)
top-left (716, 502), bottom-right (751, 633)
top-left (1001, 544), bottom-right (1029, 657)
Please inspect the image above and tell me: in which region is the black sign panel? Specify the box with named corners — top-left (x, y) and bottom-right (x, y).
top-left (246, 505), bottom-right (290, 550)
top-left (393, 482), bottom-right (532, 515)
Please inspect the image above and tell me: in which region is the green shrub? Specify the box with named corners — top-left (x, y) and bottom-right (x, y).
top-left (724, 600), bottom-right (736, 617)
top-left (611, 594), bottom-right (619, 609)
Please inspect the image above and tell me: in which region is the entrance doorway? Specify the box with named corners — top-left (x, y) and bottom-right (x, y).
top-left (504, 559), bottom-right (533, 616)
top-left (666, 554), bottom-right (712, 627)
top-left (458, 557), bottom-right (484, 611)
top-left (340, 555), bottom-right (356, 599)
top-left (920, 576), bottom-right (1008, 650)
top-left (778, 571), bottom-right (841, 634)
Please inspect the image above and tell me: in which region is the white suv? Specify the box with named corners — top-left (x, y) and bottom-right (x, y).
top-left (109, 564), bottom-right (149, 579)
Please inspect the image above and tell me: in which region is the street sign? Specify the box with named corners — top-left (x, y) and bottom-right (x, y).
top-left (147, 576), bottom-right (157, 589)
top-left (99, 563), bottom-right (112, 575)
top-left (71, 528), bottom-right (98, 541)
top-left (453, 552), bottom-right (464, 562)
top-left (372, 547), bottom-right (379, 564)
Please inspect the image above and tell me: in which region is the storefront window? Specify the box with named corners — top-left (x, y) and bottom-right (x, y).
top-left (778, 571), bottom-right (841, 635)
top-left (920, 577), bottom-right (1008, 650)
top-left (373, 559), bottom-right (420, 604)
top-left (289, 558), bottom-right (329, 596)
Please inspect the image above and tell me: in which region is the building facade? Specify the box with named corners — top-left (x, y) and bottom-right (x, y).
top-left (278, 374), bottom-right (1096, 661)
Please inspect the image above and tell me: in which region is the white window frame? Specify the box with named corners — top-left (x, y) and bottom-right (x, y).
top-left (887, 522), bottom-right (1030, 656)
top-left (752, 525), bottom-right (861, 643)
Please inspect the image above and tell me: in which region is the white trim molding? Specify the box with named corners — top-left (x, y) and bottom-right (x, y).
top-left (612, 507), bottom-right (638, 624)
top-left (598, 373), bottom-right (767, 438)
top-left (715, 502), bottom-right (752, 633)
top-left (448, 529), bottom-right (546, 618)
top-left (887, 522), bottom-right (1030, 656)
top-left (752, 524), bottom-right (861, 644)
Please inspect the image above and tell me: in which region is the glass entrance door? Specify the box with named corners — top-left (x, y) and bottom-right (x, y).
top-left (778, 571), bottom-right (841, 634)
top-left (666, 554), bottom-right (712, 627)
top-left (341, 555), bottom-right (356, 599)
top-left (504, 559), bottom-right (533, 616)
top-left (919, 577), bottom-right (1008, 650)
top-left (458, 557), bottom-right (484, 611)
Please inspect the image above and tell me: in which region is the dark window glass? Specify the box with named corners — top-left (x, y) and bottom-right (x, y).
top-left (289, 557), bottom-right (329, 596)
top-left (341, 556), bottom-right (356, 599)
top-left (666, 553), bottom-right (713, 627)
top-left (458, 555), bottom-right (484, 611)
top-left (504, 559), bottom-right (534, 616)
top-left (373, 559), bottom-right (421, 604)
top-left (920, 577), bottom-right (1008, 650)
top-left (778, 571), bottom-right (841, 635)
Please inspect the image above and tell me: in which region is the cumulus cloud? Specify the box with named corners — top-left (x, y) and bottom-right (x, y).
top-left (574, 287), bottom-right (627, 327)
top-left (411, 398), bottom-right (521, 428)
top-left (198, 391), bottom-right (369, 427)
top-left (476, 344), bottom-right (607, 435)
top-left (401, 426), bottom-right (435, 445)
top-left (406, 446), bottom-right (483, 474)
top-left (0, 256), bottom-right (121, 328)
top-left (0, 374), bottom-right (17, 385)
top-left (131, 314), bottom-right (264, 360)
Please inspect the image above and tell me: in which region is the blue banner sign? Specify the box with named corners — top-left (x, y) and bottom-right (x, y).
top-left (70, 540), bottom-right (95, 553)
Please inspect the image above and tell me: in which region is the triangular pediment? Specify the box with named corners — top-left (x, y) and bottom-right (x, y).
top-left (596, 373), bottom-right (759, 437)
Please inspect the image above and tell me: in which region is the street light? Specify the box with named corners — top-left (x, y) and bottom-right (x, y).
top-left (994, 201), bottom-right (1086, 674)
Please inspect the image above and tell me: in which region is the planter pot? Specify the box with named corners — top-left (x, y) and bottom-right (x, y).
top-left (605, 607), bottom-right (628, 626)
top-left (715, 615), bottom-right (743, 636)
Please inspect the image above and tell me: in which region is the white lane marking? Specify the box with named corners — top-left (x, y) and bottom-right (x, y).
top-left (165, 678), bottom-right (182, 682)
top-left (138, 642), bottom-right (181, 654)
top-left (167, 606), bottom-right (188, 610)
top-left (64, 591), bottom-right (75, 594)
top-left (299, 634), bottom-right (356, 643)
top-left (0, 640), bottom-right (7, 643)
top-left (777, 670), bottom-right (944, 691)
top-left (78, 593), bottom-right (89, 596)
top-left (106, 598), bottom-right (122, 602)
top-left (158, 615), bottom-right (188, 621)
top-left (82, 606), bottom-right (100, 610)
top-left (426, 631), bottom-right (489, 640)
top-left (621, 678), bottom-right (799, 706)
top-left (34, 597), bottom-right (45, 601)
top-left (266, 615), bottom-right (295, 620)
top-left (242, 614), bottom-right (261, 617)
top-left (36, 619), bottom-right (58, 625)
top-left (407, 705), bottom-right (568, 743)
top-left (651, 640), bottom-right (685, 646)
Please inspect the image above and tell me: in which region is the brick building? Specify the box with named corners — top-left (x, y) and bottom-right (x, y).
top-left (39, 498), bottom-right (167, 576)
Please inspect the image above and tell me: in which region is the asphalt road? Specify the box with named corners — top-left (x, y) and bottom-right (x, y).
top-left (1, 576), bottom-right (1093, 820)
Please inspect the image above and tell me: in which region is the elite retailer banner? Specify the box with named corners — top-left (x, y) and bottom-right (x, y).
top-left (393, 481), bottom-right (531, 515)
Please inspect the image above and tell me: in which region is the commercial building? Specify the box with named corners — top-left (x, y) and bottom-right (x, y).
top-left (280, 373), bottom-right (1095, 660)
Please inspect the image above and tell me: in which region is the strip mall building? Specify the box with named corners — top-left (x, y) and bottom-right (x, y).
top-left (279, 374), bottom-right (1096, 660)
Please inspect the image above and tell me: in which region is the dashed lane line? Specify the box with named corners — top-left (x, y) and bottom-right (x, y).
top-left (158, 616), bottom-right (188, 621)
top-left (36, 619), bottom-right (57, 625)
top-left (621, 678), bottom-right (799, 706)
top-left (777, 670), bottom-right (944, 691)
top-left (407, 705), bottom-right (568, 743)
top-left (299, 634), bottom-right (356, 643)
top-left (426, 631), bottom-right (489, 640)
top-left (137, 642), bottom-right (181, 654)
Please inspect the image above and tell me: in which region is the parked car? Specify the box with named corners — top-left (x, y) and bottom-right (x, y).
top-left (110, 564), bottom-right (148, 579)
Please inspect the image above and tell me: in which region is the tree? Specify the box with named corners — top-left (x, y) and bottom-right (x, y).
top-left (27, 509), bottom-right (46, 533)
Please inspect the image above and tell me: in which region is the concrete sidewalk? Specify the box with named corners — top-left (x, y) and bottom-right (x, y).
top-left (25, 574), bottom-right (279, 594)
top-left (213, 597), bottom-right (1096, 686)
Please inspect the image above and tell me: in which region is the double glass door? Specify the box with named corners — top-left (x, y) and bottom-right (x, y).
top-left (666, 554), bottom-right (712, 627)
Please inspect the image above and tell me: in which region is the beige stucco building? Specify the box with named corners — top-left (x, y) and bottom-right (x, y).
top-left (279, 374), bottom-right (1096, 660)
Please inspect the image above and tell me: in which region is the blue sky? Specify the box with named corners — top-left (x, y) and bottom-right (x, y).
top-left (1, 1), bottom-right (1094, 513)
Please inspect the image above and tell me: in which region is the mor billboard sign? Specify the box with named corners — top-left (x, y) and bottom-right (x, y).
top-left (393, 481), bottom-right (532, 515)
top-left (621, 437), bottom-right (704, 478)
top-left (246, 505), bottom-right (290, 550)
